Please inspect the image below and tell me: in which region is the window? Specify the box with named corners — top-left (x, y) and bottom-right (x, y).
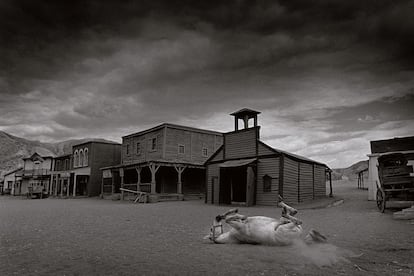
top-left (202, 147), bottom-right (208, 157)
top-left (150, 138), bottom-right (157, 151)
top-left (263, 175), bottom-right (272, 192)
top-left (126, 144), bottom-right (130, 155)
top-left (74, 150), bottom-right (78, 167)
top-left (136, 142), bottom-right (141, 155)
top-left (178, 144), bottom-right (185, 154)
top-left (64, 159), bottom-right (68, 170)
top-left (79, 149), bottom-right (84, 167)
top-left (56, 160), bottom-right (61, 171)
top-left (84, 148), bottom-right (88, 166)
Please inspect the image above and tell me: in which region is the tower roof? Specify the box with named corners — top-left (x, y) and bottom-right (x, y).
top-left (230, 108), bottom-right (261, 118)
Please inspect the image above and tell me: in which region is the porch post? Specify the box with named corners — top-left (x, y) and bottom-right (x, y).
top-left (73, 176), bottom-right (77, 197)
top-left (49, 174), bottom-right (53, 195)
top-left (174, 165), bottom-right (186, 194)
top-left (54, 175), bottom-right (58, 196)
top-left (329, 171), bottom-right (333, 197)
top-left (101, 175), bottom-right (104, 198)
top-left (60, 178), bottom-right (63, 197)
top-left (119, 168), bottom-right (124, 200)
top-left (111, 170), bottom-right (115, 195)
top-left (136, 167), bottom-right (141, 192)
top-left (149, 163), bottom-right (160, 194)
top-left (67, 179), bottom-right (70, 197)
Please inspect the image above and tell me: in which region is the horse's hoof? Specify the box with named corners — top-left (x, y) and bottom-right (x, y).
top-left (309, 229), bottom-right (327, 243)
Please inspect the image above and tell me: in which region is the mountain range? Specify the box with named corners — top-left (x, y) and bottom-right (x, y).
top-left (331, 160), bottom-right (369, 181)
top-left (0, 130), bottom-right (368, 180)
top-left (0, 131), bottom-right (116, 178)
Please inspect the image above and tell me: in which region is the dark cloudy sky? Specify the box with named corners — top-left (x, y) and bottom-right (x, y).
top-left (1, 0), bottom-right (413, 168)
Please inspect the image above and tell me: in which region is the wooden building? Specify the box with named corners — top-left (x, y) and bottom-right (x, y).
top-left (205, 109), bottom-right (328, 206)
top-left (17, 150), bottom-right (55, 196)
top-left (367, 136), bottom-right (414, 200)
top-left (101, 123), bottom-right (223, 202)
top-left (50, 154), bottom-right (73, 197)
top-left (50, 141), bottom-right (121, 197)
top-left (3, 168), bottom-right (23, 195)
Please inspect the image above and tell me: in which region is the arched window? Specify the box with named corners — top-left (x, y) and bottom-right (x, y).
top-left (74, 150), bottom-right (78, 168)
top-left (84, 148), bottom-right (88, 166)
top-left (79, 149), bottom-right (84, 167)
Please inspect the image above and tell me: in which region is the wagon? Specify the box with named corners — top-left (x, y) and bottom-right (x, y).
top-left (376, 153), bottom-right (414, 212)
top-left (26, 186), bottom-right (48, 199)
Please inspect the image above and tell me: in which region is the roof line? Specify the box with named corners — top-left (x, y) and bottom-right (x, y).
top-left (122, 123), bottom-right (223, 139)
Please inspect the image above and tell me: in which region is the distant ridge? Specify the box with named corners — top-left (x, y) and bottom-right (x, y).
top-left (331, 160), bottom-right (369, 181)
top-left (0, 131), bottom-right (117, 178)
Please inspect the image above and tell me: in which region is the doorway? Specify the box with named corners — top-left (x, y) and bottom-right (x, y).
top-left (219, 166), bottom-right (247, 205)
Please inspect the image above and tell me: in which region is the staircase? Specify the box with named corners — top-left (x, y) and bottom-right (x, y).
top-left (393, 205), bottom-right (414, 220)
top-left (183, 193), bottom-right (205, 201)
top-left (158, 193), bottom-right (184, 202)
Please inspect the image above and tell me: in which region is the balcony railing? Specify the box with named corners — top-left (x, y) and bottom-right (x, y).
top-left (21, 169), bottom-right (51, 177)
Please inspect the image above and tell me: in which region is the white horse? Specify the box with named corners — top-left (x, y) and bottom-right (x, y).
top-left (205, 198), bottom-right (326, 246)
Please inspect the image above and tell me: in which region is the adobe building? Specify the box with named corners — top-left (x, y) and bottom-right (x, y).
top-left (50, 141), bottom-right (121, 197)
top-left (367, 136), bottom-right (414, 200)
top-left (101, 123), bottom-right (223, 202)
top-left (205, 108), bottom-right (328, 206)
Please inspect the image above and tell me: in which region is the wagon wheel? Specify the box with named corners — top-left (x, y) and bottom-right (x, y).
top-left (376, 189), bottom-right (386, 213)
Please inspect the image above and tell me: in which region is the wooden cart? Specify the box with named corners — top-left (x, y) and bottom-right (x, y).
top-left (376, 153), bottom-right (414, 212)
top-left (27, 186), bottom-right (48, 199)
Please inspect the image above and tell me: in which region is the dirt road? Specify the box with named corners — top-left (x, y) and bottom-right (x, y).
top-left (0, 181), bottom-right (413, 275)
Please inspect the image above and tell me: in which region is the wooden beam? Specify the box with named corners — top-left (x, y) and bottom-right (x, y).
top-left (174, 165), bottom-right (186, 194)
top-left (136, 167), bottom-right (142, 191)
top-left (149, 163), bottom-right (160, 194)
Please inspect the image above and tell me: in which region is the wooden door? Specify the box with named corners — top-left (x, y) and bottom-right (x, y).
top-left (246, 166), bottom-right (255, 206)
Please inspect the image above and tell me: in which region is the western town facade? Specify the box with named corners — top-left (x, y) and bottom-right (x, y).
top-left (50, 141), bottom-right (121, 197)
top-left (205, 109), bottom-right (328, 206)
top-left (101, 123), bottom-right (223, 202)
top-left (14, 151), bottom-right (55, 196)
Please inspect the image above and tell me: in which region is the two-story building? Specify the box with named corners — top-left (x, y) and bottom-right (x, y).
top-left (51, 141), bottom-right (121, 197)
top-left (101, 123), bottom-right (223, 202)
top-left (205, 109), bottom-right (328, 206)
top-left (50, 154), bottom-right (73, 196)
top-left (16, 149), bottom-right (56, 196)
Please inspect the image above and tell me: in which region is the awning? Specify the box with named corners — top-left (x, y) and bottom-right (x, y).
top-left (219, 158), bottom-right (257, 168)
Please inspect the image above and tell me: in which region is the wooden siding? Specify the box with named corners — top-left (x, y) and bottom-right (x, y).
top-left (258, 142), bottom-right (276, 156)
top-left (283, 157), bottom-right (299, 204)
top-left (256, 157), bottom-right (280, 206)
top-left (165, 128), bottom-right (222, 163)
top-left (206, 164), bottom-right (220, 204)
top-left (225, 128), bottom-right (258, 159)
top-left (314, 164), bottom-right (326, 197)
top-left (122, 128), bottom-right (164, 164)
top-left (299, 163), bottom-right (314, 202)
top-left (209, 147), bottom-right (224, 162)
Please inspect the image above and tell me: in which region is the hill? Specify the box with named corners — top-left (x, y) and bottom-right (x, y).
top-left (0, 131), bottom-right (116, 178)
top-left (331, 160), bottom-right (369, 181)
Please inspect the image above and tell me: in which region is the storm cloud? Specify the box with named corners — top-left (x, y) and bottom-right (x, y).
top-left (0, 0), bottom-right (413, 167)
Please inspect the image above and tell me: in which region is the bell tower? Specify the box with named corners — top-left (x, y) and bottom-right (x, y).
top-left (230, 108), bottom-right (261, 131)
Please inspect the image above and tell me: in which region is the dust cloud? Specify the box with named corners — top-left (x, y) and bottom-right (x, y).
top-left (290, 239), bottom-right (355, 267)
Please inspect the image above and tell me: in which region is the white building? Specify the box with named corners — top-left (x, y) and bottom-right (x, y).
top-left (367, 136), bottom-right (414, 200)
top-left (3, 168), bottom-right (23, 195)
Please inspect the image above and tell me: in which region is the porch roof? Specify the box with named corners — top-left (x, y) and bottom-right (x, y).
top-left (100, 160), bottom-right (205, 170)
top-left (219, 158), bottom-right (257, 168)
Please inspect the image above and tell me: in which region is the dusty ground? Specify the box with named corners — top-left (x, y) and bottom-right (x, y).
top-left (0, 180), bottom-right (413, 275)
